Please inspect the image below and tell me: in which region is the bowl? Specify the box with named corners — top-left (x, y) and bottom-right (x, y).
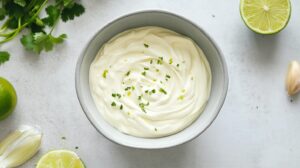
top-left (75, 10), bottom-right (228, 149)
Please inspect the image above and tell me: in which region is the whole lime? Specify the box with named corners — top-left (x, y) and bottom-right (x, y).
top-left (0, 77), bottom-right (17, 120)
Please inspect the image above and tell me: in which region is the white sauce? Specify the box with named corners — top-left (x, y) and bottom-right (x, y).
top-left (89, 26), bottom-right (211, 138)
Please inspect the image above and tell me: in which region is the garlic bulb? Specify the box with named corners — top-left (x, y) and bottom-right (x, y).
top-left (0, 125), bottom-right (42, 168)
top-left (286, 61), bottom-right (300, 96)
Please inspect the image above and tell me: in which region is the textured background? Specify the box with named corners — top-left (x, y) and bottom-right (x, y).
top-left (1, 0), bottom-right (300, 167)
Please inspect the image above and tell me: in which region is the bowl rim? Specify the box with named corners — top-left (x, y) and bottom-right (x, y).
top-left (75, 10), bottom-right (229, 149)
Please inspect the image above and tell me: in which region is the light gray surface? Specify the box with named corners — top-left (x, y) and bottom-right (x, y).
top-left (0, 0), bottom-right (300, 167)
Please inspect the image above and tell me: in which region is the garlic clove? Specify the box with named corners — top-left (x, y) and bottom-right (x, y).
top-left (286, 61), bottom-right (300, 96)
top-left (0, 125), bottom-right (42, 168)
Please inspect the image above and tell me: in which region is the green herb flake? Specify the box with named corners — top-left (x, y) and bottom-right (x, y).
top-left (125, 87), bottom-right (131, 91)
top-left (144, 67), bottom-right (149, 70)
top-left (169, 58), bottom-right (173, 64)
top-left (142, 71), bottom-right (146, 76)
top-left (111, 102), bottom-right (116, 106)
top-left (144, 43), bottom-right (149, 48)
top-left (151, 89), bottom-right (156, 94)
top-left (159, 57), bottom-right (163, 61)
top-left (112, 93), bottom-right (116, 97)
top-left (139, 102), bottom-right (150, 113)
top-left (159, 88), bottom-right (167, 95)
top-left (178, 95), bottom-right (185, 100)
top-left (154, 128), bottom-right (158, 131)
top-left (127, 91), bottom-right (131, 96)
top-left (176, 64), bottom-right (180, 67)
top-left (125, 71), bottom-right (131, 76)
top-left (145, 90), bottom-right (149, 94)
top-left (102, 69), bottom-right (108, 78)
top-left (166, 74), bottom-right (171, 79)
top-left (116, 93), bottom-right (121, 99)
top-left (131, 86), bottom-right (135, 90)
top-left (156, 69), bottom-right (160, 72)
top-left (150, 60), bottom-right (153, 64)
top-left (120, 105), bottom-right (123, 110)
top-left (138, 95), bottom-right (142, 100)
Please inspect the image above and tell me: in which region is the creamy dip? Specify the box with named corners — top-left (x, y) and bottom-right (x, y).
top-left (89, 26), bottom-right (211, 138)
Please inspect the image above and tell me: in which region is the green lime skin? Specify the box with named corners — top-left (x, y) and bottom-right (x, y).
top-left (0, 77), bottom-right (17, 120)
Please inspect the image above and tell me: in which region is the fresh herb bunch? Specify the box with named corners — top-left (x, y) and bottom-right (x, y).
top-left (0, 0), bottom-right (85, 64)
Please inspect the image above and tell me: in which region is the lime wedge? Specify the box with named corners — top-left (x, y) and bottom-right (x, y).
top-left (240, 0), bottom-right (291, 34)
top-left (36, 150), bottom-right (85, 168)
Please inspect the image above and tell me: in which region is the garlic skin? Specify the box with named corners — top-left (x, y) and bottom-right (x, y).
top-left (286, 61), bottom-right (300, 96)
top-left (0, 125), bottom-right (42, 168)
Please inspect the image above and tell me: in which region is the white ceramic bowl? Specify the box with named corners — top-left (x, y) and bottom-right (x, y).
top-left (76, 10), bottom-right (228, 149)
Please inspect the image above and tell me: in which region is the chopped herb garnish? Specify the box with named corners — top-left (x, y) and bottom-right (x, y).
top-left (125, 71), bottom-right (131, 76)
top-left (144, 43), bottom-right (149, 48)
top-left (111, 102), bottom-right (116, 106)
top-left (125, 87), bottom-right (131, 91)
top-left (159, 88), bottom-right (167, 95)
top-left (127, 91), bottom-right (131, 96)
top-left (156, 69), bottom-right (160, 72)
top-left (145, 90), bottom-right (149, 94)
top-left (159, 57), bottom-right (163, 61)
top-left (116, 93), bottom-right (121, 99)
top-left (112, 93), bottom-right (121, 98)
top-left (138, 95), bottom-right (142, 100)
top-left (151, 89), bottom-right (156, 93)
top-left (176, 64), bottom-right (180, 67)
top-left (61, 137), bottom-right (66, 140)
top-left (120, 105), bottom-right (123, 110)
top-left (102, 69), bottom-right (108, 78)
top-left (139, 102), bottom-right (150, 113)
top-left (178, 95), bottom-right (185, 100)
top-left (131, 86), bottom-right (135, 90)
top-left (153, 79), bottom-right (157, 82)
top-left (169, 58), bottom-right (173, 64)
top-left (144, 67), bottom-right (149, 70)
top-left (142, 71), bottom-right (146, 76)
top-left (157, 59), bottom-right (162, 65)
top-left (150, 60), bottom-right (153, 64)
top-left (166, 74), bottom-right (171, 78)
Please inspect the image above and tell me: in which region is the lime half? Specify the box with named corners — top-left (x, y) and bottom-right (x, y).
top-left (36, 150), bottom-right (85, 168)
top-left (240, 0), bottom-right (291, 34)
top-left (0, 77), bottom-right (17, 120)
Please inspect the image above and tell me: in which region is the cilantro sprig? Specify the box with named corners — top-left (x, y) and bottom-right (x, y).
top-left (0, 0), bottom-right (85, 64)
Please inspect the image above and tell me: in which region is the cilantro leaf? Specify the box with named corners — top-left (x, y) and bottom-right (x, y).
top-left (61, 3), bottom-right (85, 22)
top-left (21, 32), bottom-right (67, 54)
top-left (42, 5), bottom-right (60, 27)
top-left (0, 51), bottom-right (10, 65)
top-left (13, 0), bottom-right (26, 7)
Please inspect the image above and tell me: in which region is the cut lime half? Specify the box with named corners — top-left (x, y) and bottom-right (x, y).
top-left (36, 150), bottom-right (85, 168)
top-left (240, 0), bottom-right (291, 34)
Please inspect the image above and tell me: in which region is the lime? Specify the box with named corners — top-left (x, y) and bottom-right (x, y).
top-left (0, 77), bottom-right (17, 120)
top-left (36, 150), bottom-right (85, 168)
top-left (240, 0), bottom-right (291, 34)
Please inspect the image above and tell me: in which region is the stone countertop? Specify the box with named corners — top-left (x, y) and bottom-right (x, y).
top-left (1, 0), bottom-right (300, 167)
